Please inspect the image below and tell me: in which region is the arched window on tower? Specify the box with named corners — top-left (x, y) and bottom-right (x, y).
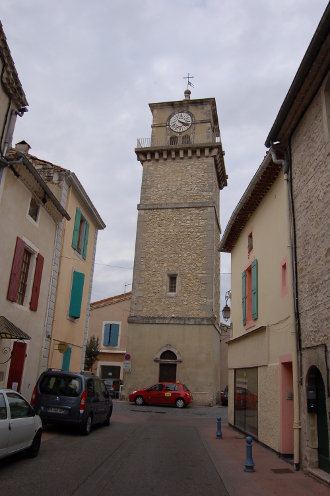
top-left (182, 134), bottom-right (191, 145)
top-left (170, 136), bottom-right (178, 145)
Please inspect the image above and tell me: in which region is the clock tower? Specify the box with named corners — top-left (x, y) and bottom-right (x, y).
top-left (125, 89), bottom-right (227, 405)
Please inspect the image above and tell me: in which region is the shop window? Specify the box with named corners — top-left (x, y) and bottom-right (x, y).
top-left (234, 368), bottom-right (258, 436)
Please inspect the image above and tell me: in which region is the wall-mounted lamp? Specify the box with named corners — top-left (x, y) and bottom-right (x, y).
top-left (222, 290), bottom-right (231, 321)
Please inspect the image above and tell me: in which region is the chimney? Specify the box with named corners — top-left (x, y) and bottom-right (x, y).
top-left (15, 140), bottom-right (31, 154)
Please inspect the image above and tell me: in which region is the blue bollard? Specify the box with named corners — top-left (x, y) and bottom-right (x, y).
top-left (244, 436), bottom-right (255, 472)
top-left (216, 416), bottom-right (222, 439)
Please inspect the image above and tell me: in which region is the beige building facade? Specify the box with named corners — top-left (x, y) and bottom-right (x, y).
top-left (220, 153), bottom-right (298, 461)
top-left (0, 21), bottom-right (69, 400)
top-left (0, 151), bottom-right (69, 400)
top-left (89, 292), bottom-right (131, 391)
top-left (15, 144), bottom-right (106, 374)
top-left (125, 90), bottom-right (227, 405)
top-left (265, 5), bottom-right (330, 475)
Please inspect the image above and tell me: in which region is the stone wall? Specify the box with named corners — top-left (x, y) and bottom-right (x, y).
top-left (130, 155), bottom-right (220, 321)
top-left (291, 87), bottom-right (330, 350)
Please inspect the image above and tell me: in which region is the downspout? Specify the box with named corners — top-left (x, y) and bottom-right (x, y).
top-left (269, 146), bottom-right (301, 471)
top-left (0, 52), bottom-right (11, 156)
top-left (2, 107), bottom-right (27, 157)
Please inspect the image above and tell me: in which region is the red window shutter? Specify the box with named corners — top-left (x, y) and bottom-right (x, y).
top-left (7, 237), bottom-right (25, 302)
top-left (30, 253), bottom-right (44, 311)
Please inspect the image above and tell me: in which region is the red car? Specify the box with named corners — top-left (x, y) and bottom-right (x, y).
top-left (129, 382), bottom-right (193, 408)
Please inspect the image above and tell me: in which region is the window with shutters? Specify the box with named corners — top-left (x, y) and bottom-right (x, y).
top-left (72, 208), bottom-right (89, 260)
top-left (68, 270), bottom-right (85, 319)
top-left (103, 322), bottom-right (120, 347)
top-left (242, 259), bottom-right (258, 326)
top-left (16, 249), bottom-right (31, 305)
top-left (7, 236), bottom-right (44, 311)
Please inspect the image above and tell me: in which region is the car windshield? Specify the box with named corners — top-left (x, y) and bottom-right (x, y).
top-left (183, 385), bottom-right (190, 391)
top-left (39, 374), bottom-right (82, 397)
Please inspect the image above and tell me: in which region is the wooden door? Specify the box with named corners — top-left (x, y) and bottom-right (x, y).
top-left (7, 341), bottom-right (26, 392)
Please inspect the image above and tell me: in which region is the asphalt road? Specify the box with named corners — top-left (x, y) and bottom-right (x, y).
top-left (0, 401), bottom-right (229, 496)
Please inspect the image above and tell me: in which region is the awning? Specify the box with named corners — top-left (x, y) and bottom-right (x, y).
top-left (0, 316), bottom-right (31, 340)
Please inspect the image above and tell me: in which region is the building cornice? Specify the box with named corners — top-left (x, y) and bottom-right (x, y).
top-left (0, 21), bottom-right (28, 108)
top-left (219, 153), bottom-right (282, 253)
top-left (135, 143), bottom-right (227, 190)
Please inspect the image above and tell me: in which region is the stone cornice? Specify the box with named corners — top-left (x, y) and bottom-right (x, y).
top-left (135, 143), bottom-right (227, 190)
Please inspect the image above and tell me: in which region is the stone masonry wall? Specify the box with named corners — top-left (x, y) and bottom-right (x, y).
top-left (130, 154), bottom-right (220, 320)
top-left (291, 87), bottom-right (330, 349)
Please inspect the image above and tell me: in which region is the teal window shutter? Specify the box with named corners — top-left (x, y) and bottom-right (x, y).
top-left (62, 346), bottom-right (72, 371)
top-left (103, 323), bottom-right (110, 346)
top-left (252, 259), bottom-right (258, 320)
top-left (82, 221), bottom-right (89, 260)
top-left (72, 208), bottom-right (81, 250)
top-left (242, 270), bottom-right (247, 325)
top-left (69, 271), bottom-right (85, 318)
top-left (109, 324), bottom-right (119, 346)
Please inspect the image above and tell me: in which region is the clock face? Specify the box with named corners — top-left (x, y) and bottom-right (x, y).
top-left (169, 112), bottom-right (192, 133)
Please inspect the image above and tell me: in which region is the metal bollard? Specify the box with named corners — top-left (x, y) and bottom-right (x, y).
top-left (216, 416), bottom-right (222, 439)
top-left (244, 436), bottom-right (255, 472)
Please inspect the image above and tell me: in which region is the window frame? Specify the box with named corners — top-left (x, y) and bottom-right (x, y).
top-left (102, 322), bottom-right (120, 348)
top-left (72, 207), bottom-right (89, 260)
top-left (242, 259), bottom-right (258, 326)
top-left (7, 236), bottom-right (44, 311)
top-left (166, 272), bottom-right (179, 296)
top-left (68, 270), bottom-right (85, 319)
top-left (27, 196), bottom-right (40, 224)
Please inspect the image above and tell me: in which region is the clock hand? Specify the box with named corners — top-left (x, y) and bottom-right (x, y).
top-left (178, 120), bottom-right (189, 125)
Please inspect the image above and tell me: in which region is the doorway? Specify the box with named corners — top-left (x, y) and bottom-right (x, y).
top-left (307, 366), bottom-right (330, 473)
top-left (7, 341), bottom-right (26, 392)
top-left (159, 350), bottom-right (177, 382)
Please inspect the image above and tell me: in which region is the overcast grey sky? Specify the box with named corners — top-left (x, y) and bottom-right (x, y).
top-left (2, 0), bottom-right (328, 315)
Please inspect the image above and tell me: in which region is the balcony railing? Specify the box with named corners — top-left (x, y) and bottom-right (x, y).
top-left (136, 135), bottom-right (221, 149)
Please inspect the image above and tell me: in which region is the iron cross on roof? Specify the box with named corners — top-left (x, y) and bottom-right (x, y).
top-left (183, 73), bottom-right (194, 89)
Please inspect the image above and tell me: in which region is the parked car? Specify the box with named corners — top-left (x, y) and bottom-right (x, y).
top-left (221, 385), bottom-right (228, 406)
top-left (0, 389), bottom-right (42, 460)
top-left (31, 369), bottom-right (113, 435)
top-left (129, 382), bottom-right (193, 408)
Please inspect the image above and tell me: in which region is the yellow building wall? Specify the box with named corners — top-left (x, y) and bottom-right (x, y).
top-left (48, 186), bottom-right (97, 372)
top-left (0, 168), bottom-right (57, 399)
top-left (227, 171), bottom-right (295, 452)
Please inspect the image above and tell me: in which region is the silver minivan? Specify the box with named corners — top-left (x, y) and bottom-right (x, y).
top-left (31, 369), bottom-right (113, 435)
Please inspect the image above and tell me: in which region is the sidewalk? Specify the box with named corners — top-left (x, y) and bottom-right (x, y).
top-left (200, 421), bottom-right (330, 496)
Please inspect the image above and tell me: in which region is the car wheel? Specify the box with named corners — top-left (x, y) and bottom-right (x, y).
top-left (26, 430), bottom-right (42, 458)
top-left (80, 414), bottom-right (93, 435)
top-left (135, 396), bottom-right (144, 406)
top-left (175, 398), bottom-right (185, 408)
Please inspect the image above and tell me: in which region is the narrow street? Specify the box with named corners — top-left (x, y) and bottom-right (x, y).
top-left (0, 402), bottom-right (229, 496)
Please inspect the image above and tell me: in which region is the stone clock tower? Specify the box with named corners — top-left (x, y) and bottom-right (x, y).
top-left (125, 89), bottom-right (227, 405)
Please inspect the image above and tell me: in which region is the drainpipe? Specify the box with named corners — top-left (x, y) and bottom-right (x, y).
top-left (269, 146), bottom-right (301, 470)
top-left (2, 107), bottom-right (27, 157)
